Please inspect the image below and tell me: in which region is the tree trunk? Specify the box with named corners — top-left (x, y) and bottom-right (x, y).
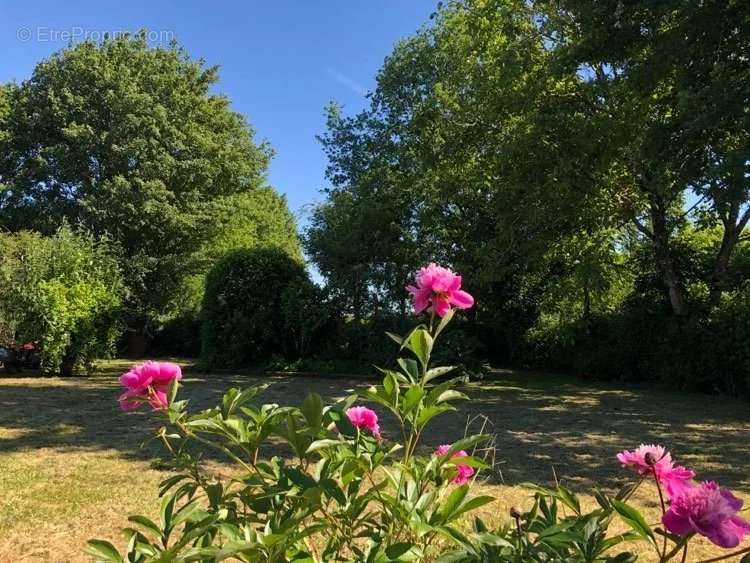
top-left (649, 195), bottom-right (688, 316)
top-left (59, 344), bottom-right (75, 377)
top-left (126, 317), bottom-right (148, 358)
top-left (582, 275), bottom-right (592, 335)
top-left (708, 207), bottom-right (750, 308)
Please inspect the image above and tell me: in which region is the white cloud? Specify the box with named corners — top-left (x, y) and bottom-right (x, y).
top-left (325, 67), bottom-right (368, 96)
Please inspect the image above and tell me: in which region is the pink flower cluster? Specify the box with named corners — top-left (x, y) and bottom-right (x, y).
top-left (616, 444), bottom-right (694, 499)
top-left (345, 406), bottom-right (382, 440)
top-left (436, 444), bottom-right (475, 485)
top-left (118, 361), bottom-right (182, 411)
top-left (617, 444), bottom-right (750, 548)
top-left (664, 481), bottom-right (750, 549)
top-left (406, 263), bottom-right (474, 318)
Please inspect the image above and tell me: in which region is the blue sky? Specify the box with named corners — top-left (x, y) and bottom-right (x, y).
top-left (0, 0), bottom-right (437, 224)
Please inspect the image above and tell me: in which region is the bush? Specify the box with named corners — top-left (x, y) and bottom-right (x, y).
top-left (524, 287), bottom-right (750, 397)
top-left (201, 247), bottom-right (313, 367)
top-left (148, 312), bottom-right (202, 358)
top-left (0, 227), bottom-right (123, 375)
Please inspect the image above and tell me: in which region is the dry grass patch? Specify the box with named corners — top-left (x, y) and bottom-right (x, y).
top-left (0, 361), bottom-right (748, 561)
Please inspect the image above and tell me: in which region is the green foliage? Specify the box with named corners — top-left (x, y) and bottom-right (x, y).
top-left (0, 226), bottom-right (122, 374)
top-left (0, 32), bottom-right (273, 325)
top-left (305, 0), bottom-right (750, 391)
top-left (201, 247), bottom-right (314, 367)
top-left (88, 307), bottom-right (726, 562)
top-left (90, 306), bottom-right (501, 561)
top-left (526, 284), bottom-right (750, 396)
top-left (280, 278), bottom-right (331, 359)
top-left (169, 187), bottom-right (303, 319)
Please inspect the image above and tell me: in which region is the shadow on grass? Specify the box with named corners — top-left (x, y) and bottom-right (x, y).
top-left (1, 366), bottom-right (748, 493)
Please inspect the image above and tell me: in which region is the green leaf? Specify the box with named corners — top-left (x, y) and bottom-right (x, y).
top-left (320, 478), bottom-right (347, 505)
top-left (473, 532), bottom-right (513, 548)
top-left (402, 385), bottom-right (425, 414)
top-left (167, 377), bottom-right (180, 405)
top-left (434, 308), bottom-right (455, 337)
top-left (407, 328), bottom-right (433, 368)
top-left (397, 358), bottom-right (420, 382)
top-left (415, 404), bottom-right (454, 427)
top-left (221, 385), bottom-right (268, 419)
top-left (449, 495), bottom-right (495, 522)
top-left (160, 491), bottom-right (177, 530)
top-left (556, 485), bottom-right (581, 515)
top-left (385, 331), bottom-right (404, 346)
top-left (385, 542), bottom-right (421, 560)
top-left (306, 439), bottom-right (343, 453)
top-left (159, 474), bottom-right (188, 497)
top-left (127, 515), bottom-right (162, 537)
top-left (85, 539), bottom-right (122, 562)
top-left (424, 366), bottom-right (456, 383)
top-left (301, 393), bottom-right (323, 428)
top-left (442, 435), bottom-right (491, 458)
top-left (434, 389), bottom-right (468, 404)
top-left (437, 485), bottom-right (469, 521)
top-left (612, 500), bottom-right (655, 544)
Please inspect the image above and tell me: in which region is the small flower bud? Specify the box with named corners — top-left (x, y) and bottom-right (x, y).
top-left (510, 506), bottom-right (522, 519)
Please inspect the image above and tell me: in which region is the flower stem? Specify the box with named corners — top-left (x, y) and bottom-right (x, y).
top-left (696, 546), bottom-right (750, 563)
top-left (652, 467), bottom-right (668, 559)
top-left (660, 534), bottom-right (693, 562)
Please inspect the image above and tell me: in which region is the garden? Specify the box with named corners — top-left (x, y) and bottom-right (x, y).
top-left (1, 0), bottom-right (749, 561)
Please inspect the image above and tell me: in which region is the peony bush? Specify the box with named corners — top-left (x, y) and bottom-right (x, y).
top-left (88, 265), bottom-right (749, 562)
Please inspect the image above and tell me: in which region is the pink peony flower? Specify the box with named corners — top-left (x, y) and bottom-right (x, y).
top-left (406, 263), bottom-right (474, 317)
top-left (117, 388), bottom-right (142, 411)
top-left (147, 388), bottom-right (169, 410)
top-left (118, 361), bottom-right (182, 411)
top-left (435, 444), bottom-right (476, 485)
top-left (663, 481), bottom-right (750, 548)
top-left (345, 406), bottom-right (381, 440)
top-left (616, 444), bottom-right (695, 499)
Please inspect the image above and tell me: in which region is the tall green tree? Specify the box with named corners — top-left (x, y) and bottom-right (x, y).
top-left (0, 33), bottom-right (273, 345)
top-left (174, 187), bottom-right (303, 314)
top-left (308, 0), bottom-right (614, 329)
top-left (542, 0), bottom-right (750, 314)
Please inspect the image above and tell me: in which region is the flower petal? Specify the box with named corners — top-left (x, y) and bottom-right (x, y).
top-left (662, 509), bottom-right (694, 536)
top-left (449, 289), bottom-right (474, 309)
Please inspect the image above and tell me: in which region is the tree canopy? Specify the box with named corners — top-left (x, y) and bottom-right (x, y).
top-left (0, 33), bottom-right (287, 329)
top-left (306, 0), bottom-right (750, 391)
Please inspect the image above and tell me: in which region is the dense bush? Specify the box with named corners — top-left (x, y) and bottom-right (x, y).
top-left (148, 312), bottom-right (203, 358)
top-left (0, 227), bottom-right (123, 375)
top-left (201, 247), bottom-right (321, 367)
top-left (524, 286), bottom-right (750, 397)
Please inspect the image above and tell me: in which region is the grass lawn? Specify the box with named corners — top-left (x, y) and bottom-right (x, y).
top-left (1, 360), bottom-right (749, 562)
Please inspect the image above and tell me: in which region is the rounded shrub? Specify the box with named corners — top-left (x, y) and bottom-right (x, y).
top-left (0, 227), bottom-right (123, 375)
top-left (201, 247), bottom-right (310, 367)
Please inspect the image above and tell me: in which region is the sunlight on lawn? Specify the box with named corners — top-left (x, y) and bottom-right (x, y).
top-left (1, 362), bottom-right (748, 561)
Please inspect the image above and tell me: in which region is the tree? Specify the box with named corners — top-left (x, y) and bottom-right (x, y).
top-left (0, 33), bottom-right (273, 348)
top-left (541, 0), bottom-right (750, 314)
top-left (307, 103), bottom-right (423, 319)
top-left (173, 187), bottom-right (303, 315)
top-left (308, 0), bottom-right (613, 330)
